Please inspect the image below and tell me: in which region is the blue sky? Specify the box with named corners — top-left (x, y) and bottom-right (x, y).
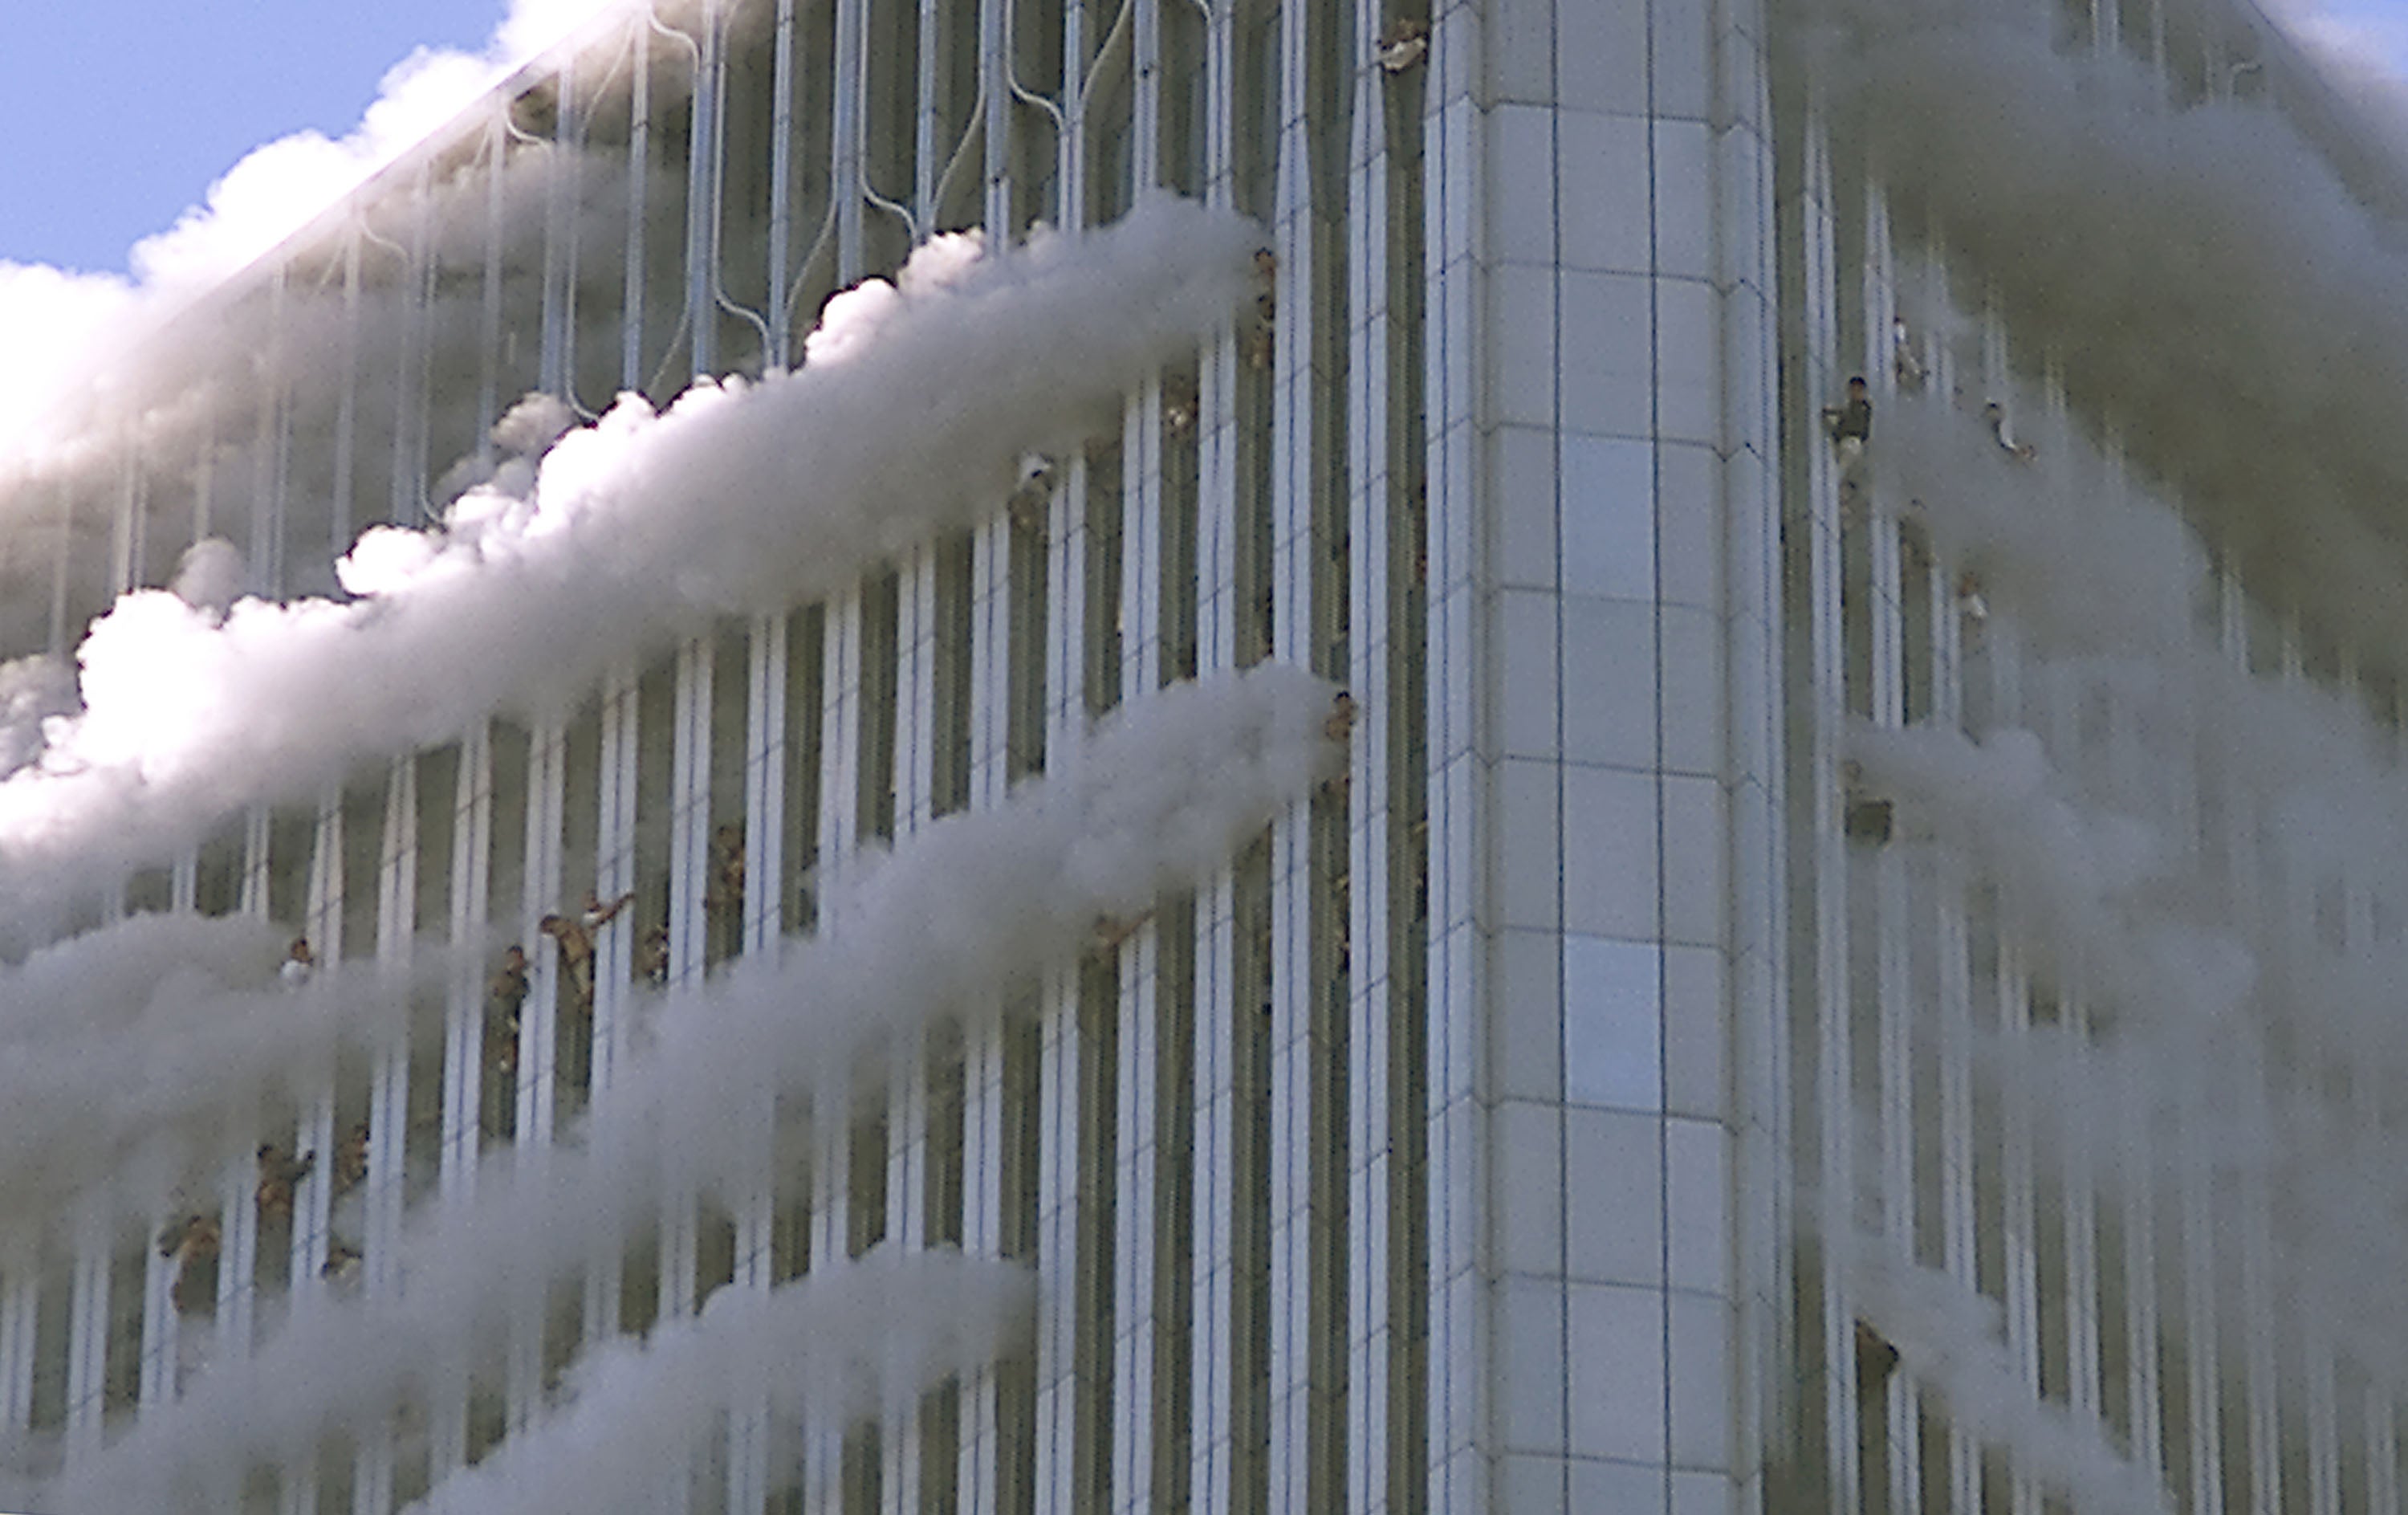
top-left (0, 1), bottom-right (508, 275)
top-left (2, 0), bottom-right (2406, 279)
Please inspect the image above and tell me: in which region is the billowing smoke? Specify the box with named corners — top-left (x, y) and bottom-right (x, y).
top-left (0, 914), bottom-right (463, 1228)
top-left (33, 663), bottom-right (1340, 1507)
top-left (413, 1250), bottom-right (1034, 1515)
top-left (0, 0), bottom-right (641, 476)
top-left (1803, 0), bottom-right (2408, 672)
top-left (0, 196), bottom-right (1260, 915)
top-left (1839, 386), bottom-right (2408, 1413)
top-left (1839, 1224), bottom-right (2172, 1513)
top-left (0, 655), bottom-right (77, 781)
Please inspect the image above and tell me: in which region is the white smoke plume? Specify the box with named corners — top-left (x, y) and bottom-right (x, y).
top-left (414, 1250), bottom-right (1033, 1515)
top-left (0, 914), bottom-right (464, 1228)
top-left (0, 0), bottom-right (640, 474)
top-left (1839, 1227), bottom-right (2172, 1514)
top-left (1841, 380), bottom-right (2408, 1400)
top-left (1801, 0), bottom-right (2408, 669)
top-left (36, 663), bottom-right (1340, 1508)
top-left (0, 196), bottom-right (1260, 916)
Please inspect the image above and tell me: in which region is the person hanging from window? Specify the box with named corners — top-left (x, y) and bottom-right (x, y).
top-left (1983, 401), bottom-right (2036, 461)
top-left (279, 937), bottom-right (315, 990)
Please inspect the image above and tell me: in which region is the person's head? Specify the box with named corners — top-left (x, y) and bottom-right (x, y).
top-left (1846, 376), bottom-right (1867, 397)
top-left (582, 889), bottom-right (604, 911)
top-left (1957, 571), bottom-right (1981, 595)
top-left (288, 937), bottom-right (312, 963)
top-left (504, 944), bottom-right (526, 967)
top-left (257, 1143), bottom-right (276, 1162)
top-left (539, 914), bottom-right (565, 934)
top-left (717, 823), bottom-right (742, 845)
top-left (1983, 401), bottom-right (2003, 418)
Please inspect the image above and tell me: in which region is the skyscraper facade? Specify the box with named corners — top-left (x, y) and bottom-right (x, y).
top-left (0, 0), bottom-right (2398, 1511)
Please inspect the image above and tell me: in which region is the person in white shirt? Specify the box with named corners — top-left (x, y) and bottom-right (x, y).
top-left (1892, 317), bottom-right (1926, 393)
top-left (1983, 401), bottom-right (2036, 461)
top-left (279, 938), bottom-right (315, 989)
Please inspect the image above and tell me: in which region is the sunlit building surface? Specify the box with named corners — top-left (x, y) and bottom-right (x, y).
top-left (3, 0), bottom-right (2406, 1509)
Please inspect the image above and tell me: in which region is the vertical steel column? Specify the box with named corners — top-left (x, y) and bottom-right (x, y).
top-left (1108, 400), bottom-right (1165, 1515)
top-left (1180, 0), bottom-right (1240, 1505)
top-left (1419, 0), bottom-right (1479, 1499)
top-left (727, 604), bottom-right (789, 1515)
top-left (139, 1205), bottom-right (180, 1417)
top-left (836, 0), bottom-right (869, 279)
top-left (1031, 448), bottom-right (1089, 1513)
top-left (430, 722), bottom-right (494, 1485)
top-left (957, 9), bottom-right (1018, 1502)
top-left (1103, 0), bottom-right (1169, 1498)
top-left (542, 55), bottom-right (579, 400)
top-left (0, 1244), bottom-right (34, 1444)
top-left (1262, 0), bottom-right (1316, 1497)
top-left (767, 0), bottom-right (799, 368)
top-left (333, 232), bottom-right (362, 555)
top-left (351, 754), bottom-right (417, 1514)
top-left (806, 586), bottom-right (862, 1515)
top-left (881, 4), bottom-right (949, 1494)
top-left (1342, 0), bottom-right (1397, 1503)
top-left (1027, 2), bottom-right (1094, 1497)
top-left (624, 10), bottom-right (654, 391)
top-left (655, 25), bottom-right (725, 1436)
top-left (478, 112), bottom-right (510, 454)
top-left (62, 1207), bottom-right (108, 1473)
top-left (252, 266), bottom-right (294, 594)
top-left (1796, 118), bottom-right (1862, 1513)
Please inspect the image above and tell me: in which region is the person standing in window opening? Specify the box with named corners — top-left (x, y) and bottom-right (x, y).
top-left (331, 1119), bottom-right (372, 1195)
top-left (1984, 401), bottom-right (2036, 461)
top-left (1823, 376), bottom-right (1873, 454)
top-left (485, 945), bottom-right (530, 1122)
top-left (705, 825), bottom-right (746, 959)
top-left (1954, 571), bottom-right (1990, 633)
top-left (279, 937), bottom-right (315, 989)
top-left (1248, 247), bottom-right (1278, 370)
top-left (161, 1212), bottom-right (220, 1313)
top-left (636, 922), bottom-right (671, 985)
top-left (1892, 317), bottom-right (1926, 393)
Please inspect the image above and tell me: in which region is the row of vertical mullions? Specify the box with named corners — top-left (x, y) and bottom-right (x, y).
top-left (1792, 115), bottom-right (1864, 1511)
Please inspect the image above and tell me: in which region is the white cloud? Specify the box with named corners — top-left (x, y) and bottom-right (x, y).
top-left (0, 0), bottom-right (642, 476)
